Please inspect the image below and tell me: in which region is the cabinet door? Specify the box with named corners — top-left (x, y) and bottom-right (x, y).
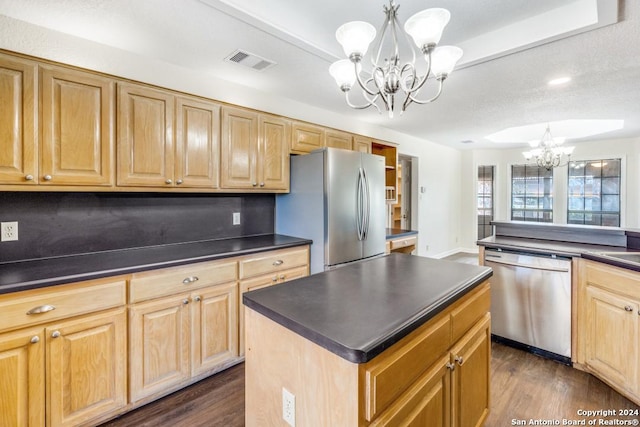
top-left (46, 308), bottom-right (126, 427)
top-left (0, 54), bottom-right (37, 185)
top-left (353, 136), bottom-right (372, 154)
top-left (129, 295), bottom-right (191, 402)
top-left (117, 83), bottom-right (174, 187)
top-left (585, 285), bottom-right (639, 394)
top-left (450, 313), bottom-right (491, 427)
top-left (0, 328), bottom-right (44, 427)
top-left (41, 66), bottom-right (114, 186)
top-left (175, 96), bottom-right (220, 188)
top-left (191, 282), bottom-right (238, 377)
top-left (325, 130), bottom-right (352, 150)
top-left (370, 356), bottom-right (450, 427)
top-left (258, 114), bottom-right (289, 190)
top-left (220, 106), bottom-right (258, 189)
top-left (291, 121), bottom-right (324, 153)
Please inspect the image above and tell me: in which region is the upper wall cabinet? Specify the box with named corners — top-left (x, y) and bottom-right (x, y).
top-left (41, 65), bottom-right (115, 186)
top-left (353, 135), bottom-right (372, 154)
top-left (0, 54), bottom-right (37, 185)
top-left (221, 106), bottom-right (289, 191)
top-left (325, 129), bottom-right (353, 150)
top-left (291, 121), bottom-right (324, 154)
top-left (117, 83), bottom-right (175, 187)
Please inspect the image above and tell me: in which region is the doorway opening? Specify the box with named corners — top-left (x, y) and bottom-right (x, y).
top-left (389, 154), bottom-right (417, 230)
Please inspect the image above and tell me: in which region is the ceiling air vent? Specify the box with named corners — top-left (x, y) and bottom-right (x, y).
top-left (224, 49), bottom-right (276, 72)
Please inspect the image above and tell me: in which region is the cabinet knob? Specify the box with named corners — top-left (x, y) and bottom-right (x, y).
top-left (51, 331), bottom-right (61, 338)
top-left (625, 305), bottom-right (633, 312)
top-left (30, 336), bottom-right (40, 344)
top-left (165, 179), bottom-right (173, 185)
top-left (182, 276), bottom-right (199, 284)
top-left (454, 355), bottom-right (464, 365)
top-left (445, 362), bottom-right (455, 371)
top-left (26, 305), bottom-right (56, 315)
top-left (259, 182), bottom-right (265, 187)
top-left (279, 275), bottom-right (285, 281)
top-left (25, 174), bottom-right (34, 181)
top-left (272, 276), bottom-right (278, 282)
top-left (193, 295), bottom-right (201, 302)
top-left (43, 175), bottom-right (52, 181)
top-left (176, 179), bottom-right (183, 185)
top-left (252, 182), bottom-right (257, 187)
top-left (182, 299), bottom-right (190, 305)
top-left (272, 260), bottom-right (284, 266)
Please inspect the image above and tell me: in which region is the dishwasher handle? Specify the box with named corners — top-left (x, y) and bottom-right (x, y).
top-left (485, 256), bottom-right (571, 273)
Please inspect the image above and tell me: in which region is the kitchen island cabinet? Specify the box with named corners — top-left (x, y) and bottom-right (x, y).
top-left (244, 254), bottom-right (492, 426)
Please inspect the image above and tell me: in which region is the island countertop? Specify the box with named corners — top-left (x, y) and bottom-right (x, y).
top-left (242, 253), bottom-right (492, 363)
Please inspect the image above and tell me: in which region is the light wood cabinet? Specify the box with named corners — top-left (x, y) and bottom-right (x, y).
top-left (577, 260), bottom-right (640, 403)
top-left (245, 280), bottom-right (490, 426)
top-left (0, 327), bottom-right (45, 427)
top-left (326, 129), bottom-right (352, 150)
top-left (372, 140), bottom-right (398, 203)
top-left (0, 54), bottom-right (37, 185)
top-left (128, 259), bottom-right (239, 404)
top-left (117, 83), bottom-right (174, 187)
top-left (40, 65), bottom-right (114, 186)
top-left (353, 135), bottom-right (372, 154)
top-left (291, 121), bottom-right (324, 153)
top-left (47, 308), bottom-right (127, 427)
top-left (221, 107), bottom-right (289, 190)
top-left (0, 278), bottom-right (127, 427)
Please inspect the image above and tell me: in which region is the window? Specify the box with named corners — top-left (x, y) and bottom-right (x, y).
top-left (511, 165), bottom-right (553, 222)
top-left (567, 159), bottom-right (621, 227)
top-left (477, 166), bottom-right (494, 239)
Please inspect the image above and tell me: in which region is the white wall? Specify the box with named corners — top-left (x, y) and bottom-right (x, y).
top-left (460, 138), bottom-right (640, 250)
top-left (0, 15), bottom-right (465, 258)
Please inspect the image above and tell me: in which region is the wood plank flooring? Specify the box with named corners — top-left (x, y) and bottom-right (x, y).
top-left (102, 342), bottom-right (639, 426)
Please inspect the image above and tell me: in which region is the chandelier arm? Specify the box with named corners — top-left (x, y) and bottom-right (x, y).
top-left (371, 9), bottom-right (392, 68)
top-left (353, 62), bottom-right (379, 97)
top-left (372, 67), bottom-right (392, 111)
top-left (344, 91), bottom-right (382, 113)
top-left (388, 5), bottom-right (401, 66)
top-left (405, 49), bottom-right (434, 96)
top-left (407, 78), bottom-right (444, 105)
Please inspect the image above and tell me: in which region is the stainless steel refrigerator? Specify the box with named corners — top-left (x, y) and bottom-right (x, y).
top-left (276, 147), bottom-right (386, 274)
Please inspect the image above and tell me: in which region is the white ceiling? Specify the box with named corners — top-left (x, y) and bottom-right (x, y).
top-left (1, 0), bottom-right (638, 150)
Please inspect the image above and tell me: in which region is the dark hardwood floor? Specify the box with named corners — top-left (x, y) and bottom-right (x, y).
top-left (102, 343), bottom-right (639, 426)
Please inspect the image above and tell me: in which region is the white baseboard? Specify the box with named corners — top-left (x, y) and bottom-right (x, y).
top-left (431, 247), bottom-right (479, 259)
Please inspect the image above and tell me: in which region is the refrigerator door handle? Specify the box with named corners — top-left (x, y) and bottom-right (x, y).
top-left (362, 167), bottom-right (370, 240)
top-left (356, 168), bottom-right (365, 241)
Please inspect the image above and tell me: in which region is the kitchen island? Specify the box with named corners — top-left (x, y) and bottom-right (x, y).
top-left (243, 253), bottom-right (492, 426)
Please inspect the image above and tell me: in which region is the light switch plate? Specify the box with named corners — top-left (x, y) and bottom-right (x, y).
top-left (232, 212), bottom-right (241, 225)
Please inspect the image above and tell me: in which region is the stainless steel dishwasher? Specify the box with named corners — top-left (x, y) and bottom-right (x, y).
top-left (484, 248), bottom-right (572, 362)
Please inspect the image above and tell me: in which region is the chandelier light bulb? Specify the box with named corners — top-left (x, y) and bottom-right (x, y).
top-left (329, 59), bottom-right (356, 90)
top-left (336, 21), bottom-right (376, 59)
top-left (404, 8), bottom-right (450, 50)
top-left (430, 46), bottom-right (463, 78)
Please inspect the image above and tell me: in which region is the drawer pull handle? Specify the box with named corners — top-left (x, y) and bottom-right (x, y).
top-left (182, 276), bottom-right (199, 284)
top-left (193, 295), bottom-right (201, 302)
top-left (272, 276), bottom-right (278, 282)
top-left (624, 305), bottom-right (633, 312)
top-left (26, 305), bottom-right (56, 315)
top-left (272, 260), bottom-right (284, 266)
top-left (454, 355), bottom-right (464, 365)
top-left (445, 362), bottom-right (455, 371)
top-left (51, 331), bottom-right (61, 338)
top-left (30, 336), bottom-right (40, 344)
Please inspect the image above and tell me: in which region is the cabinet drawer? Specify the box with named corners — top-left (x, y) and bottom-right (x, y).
top-left (129, 260), bottom-right (237, 303)
top-left (239, 246), bottom-right (309, 279)
top-left (0, 279), bottom-right (126, 333)
top-left (362, 314), bottom-right (451, 422)
top-left (450, 281), bottom-right (490, 343)
top-left (390, 236), bottom-right (416, 250)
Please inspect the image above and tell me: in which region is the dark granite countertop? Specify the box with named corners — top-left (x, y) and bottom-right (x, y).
top-left (477, 235), bottom-right (628, 258)
top-left (385, 228), bottom-right (418, 239)
top-left (243, 253), bottom-right (492, 363)
top-left (0, 234), bottom-right (311, 294)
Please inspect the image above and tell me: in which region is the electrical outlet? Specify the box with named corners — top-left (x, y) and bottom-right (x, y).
top-left (425, 244), bottom-right (429, 251)
top-left (1, 221), bottom-right (18, 242)
top-left (282, 387), bottom-right (295, 426)
top-left (232, 212), bottom-right (241, 225)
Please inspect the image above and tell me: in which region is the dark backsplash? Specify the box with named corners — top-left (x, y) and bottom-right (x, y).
top-left (0, 192), bottom-right (275, 263)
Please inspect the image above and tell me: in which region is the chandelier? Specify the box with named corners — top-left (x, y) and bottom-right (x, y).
top-left (328, 0), bottom-right (462, 118)
top-left (522, 125), bottom-right (575, 170)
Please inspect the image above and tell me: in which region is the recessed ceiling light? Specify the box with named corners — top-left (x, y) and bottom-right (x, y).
top-left (548, 76), bottom-right (572, 86)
